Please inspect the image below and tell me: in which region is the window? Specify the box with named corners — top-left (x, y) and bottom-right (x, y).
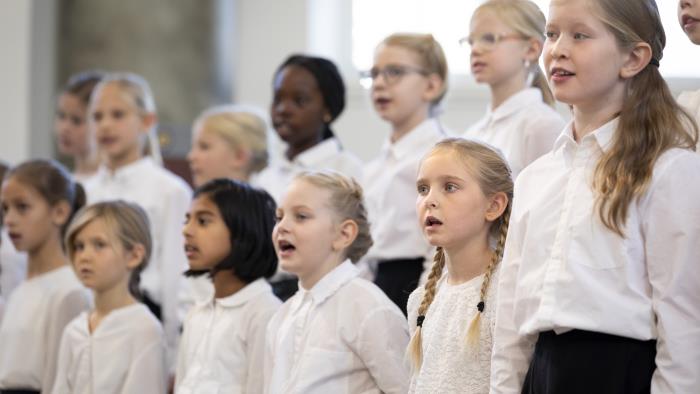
top-left (351, 0), bottom-right (700, 78)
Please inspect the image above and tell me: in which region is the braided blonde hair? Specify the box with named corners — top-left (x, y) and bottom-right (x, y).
top-left (408, 138), bottom-right (513, 370)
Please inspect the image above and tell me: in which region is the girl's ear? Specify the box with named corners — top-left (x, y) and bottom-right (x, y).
top-left (620, 42), bottom-right (653, 79)
top-left (125, 243), bottom-right (146, 270)
top-left (140, 112), bottom-right (158, 134)
top-left (485, 192), bottom-right (508, 222)
top-left (332, 219), bottom-right (358, 253)
top-left (50, 200), bottom-right (72, 227)
top-left (230, 147), bottom-right (253, 170)
top-left (422, 73), bottom-right (445, 103)
top-left (525, 37), bottom-right (543, 64)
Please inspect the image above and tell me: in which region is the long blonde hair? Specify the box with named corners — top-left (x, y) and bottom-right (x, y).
top-left (407, 138), bottom-right (513, 370)
top-left (380, 33), bottom-right (449, 113)
top-left (92, 72), bottom-right (163, 165)
top-left (473, 0), bottom-right (555, 106)
top-left (583, 0), bottom-right (699, 235)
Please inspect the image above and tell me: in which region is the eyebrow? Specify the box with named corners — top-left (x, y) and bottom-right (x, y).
top-left (416, 175), bottom-right (465, 184)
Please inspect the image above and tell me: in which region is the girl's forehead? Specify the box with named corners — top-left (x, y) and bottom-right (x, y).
top-left (374, 44), bottom-right (423, 67)
top-left (94, 82), bottom-right (139, 108)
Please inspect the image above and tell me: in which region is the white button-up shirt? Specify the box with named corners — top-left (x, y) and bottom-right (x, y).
top-left (463, 88), bottom-right (565, 178)
top-left (363, 119), bottom-right (446, 263)
top-left (253, 137), bottom-right (363, 205)
top-left (264, 260), bottom-right (410, 394)
top-left (0, 266), bottom-right (91, 392)
top-left (51, 303), bottom-right (166, 394)
top-left (85, 157), bottom-right (196, 366)
top-left (678, 89), bottom-right (700, 153)
top-left (490, 119), bottom-right (700, 394)
top-left (176, 278), bottom-right (281, 394)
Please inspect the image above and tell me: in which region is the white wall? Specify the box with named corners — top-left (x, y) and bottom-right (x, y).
top-left (0, 1), bottom-right (56, 165)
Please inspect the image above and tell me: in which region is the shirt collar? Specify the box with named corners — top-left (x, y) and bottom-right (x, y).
top-left (295, 260), bottom-right (358, 307)
top-left (488, 88), bottom-right (544, 122)
top-left (95, 157), bottom-right (156, 182)
top-left (278, 137), bottom-right (342, 170)
top-left (214, 278), bottom-right (274, 308)
top-left (381, 118), bottom-right (445, 160)
top-left (553, 118), bottom-right (617, 154)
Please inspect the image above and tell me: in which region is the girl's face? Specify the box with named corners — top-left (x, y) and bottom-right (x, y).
top-left (270, 65), bottom-right (328, 151)
top-left (416, 151), bottom-right (495, 250)
top-left (0, 178), bottom-right (63, 253)
top-left (71, 218), bottom-right (139, 293)
top-left (272, 179), bottom-right (342, 286)
top-left (91, 83), bottom-right (149, 167)
top-left (187, 125), bottom-right (243, 187)
top-left (54, 93), bottom-right (93, 157)
top-left (679, 0), bottom-right (700, 45)
top-left (469, 11), bottom-right (534, 88)
top-left (371, 45), bottom-right (439, 128)
top-left (543, 0), bottom-right (628, 110)
top-left (182, 195), bottom-right (232, 272)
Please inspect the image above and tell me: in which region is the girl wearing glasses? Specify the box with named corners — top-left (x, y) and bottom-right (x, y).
top-left (362, 33), bottom-right (448, 315)
top-left (463, 0), bottom-right (564, 178)
top-left (678, 0), bottom-right (700, 151)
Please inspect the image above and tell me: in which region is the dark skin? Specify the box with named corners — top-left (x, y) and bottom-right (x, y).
top-left (271, 65), bottom-right (331, 161)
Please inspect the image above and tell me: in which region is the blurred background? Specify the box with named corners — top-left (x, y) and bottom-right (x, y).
top-left (1, 0), bottom-right (699, 181)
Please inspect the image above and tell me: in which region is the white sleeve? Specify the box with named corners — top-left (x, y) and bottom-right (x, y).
top-left (490, 191), bottom-right (537, 394)
top-left (642, 152), bottom-right (700, 394)
top-left (263, 318), bottom-right (277, 394)
top-left (49, 327), bottom-right (74, 394)
top-left (246, 302), bottom-right (280, 394)
top-left (122, 327), bottom-right (168, 394)
top-left (157, 183), bottom-right (192, 370)
top-left (522, 113), bottom-right (564, 168)
top-left (355, 306), bottom-right (410, 394)
top-left (42, 290), bottom-right (90, 393)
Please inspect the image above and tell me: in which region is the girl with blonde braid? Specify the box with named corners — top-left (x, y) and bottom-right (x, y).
top-left (406, 138), bottom-right (512, 394)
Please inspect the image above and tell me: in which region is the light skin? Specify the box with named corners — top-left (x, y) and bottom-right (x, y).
top-left (55, 92), bottom-right (100, 176)
top-left (0, 177), bottom-right (71, 279)
top-left (187, 124), bottom-right (251, 187)
top-left (416, 151), bottom-right (507, 284)
top-left (90, 82), bottom-right (156, 171)
top-left (679, 0), bottom-right (700, 45)
top-left (71, 218), bottom-right (144, 332)
top-left (272, 179), bottom-right (358, 290)
top-left (371, 44), bottom-right (444, 142)
top-left (469, 10), bottom-right (542, 109)
top-left (544, 0), bottom-right (652, 141)
top-left (183, 195), bottom-right (245, 298)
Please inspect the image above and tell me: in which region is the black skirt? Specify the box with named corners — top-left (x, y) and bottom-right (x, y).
top-left (522, 329), bottom-right (657, 394)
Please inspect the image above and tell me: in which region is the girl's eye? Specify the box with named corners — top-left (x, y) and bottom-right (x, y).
top-left (417, 184), bottom-right (429, 195)
top-left (112, 110), bottom-right (125, 119)
top-left (70, 116), bottom-right (82, 127)
top-left (93, 112), bottom-right (103, 122)
top-left (445, 183), bottom-right (458, 192)
top-left (16, 203), bottom-right (29, 213)
top-left (294, 96), bottom-right (309, 107)
top-left (295, 213), bottom-right (308, 221)
top-left (74, 242), bottom-right (84, 251)
top-left (197, 218), bottom-right (208, 226)
top-left (545, 31), bottom-right (558, 40)
top-left (94, 240), bottom-right (107, 249)
top-left (198, 142), bottom-right (210, 151)
top-left (573, 32), bottom-right (588, 40)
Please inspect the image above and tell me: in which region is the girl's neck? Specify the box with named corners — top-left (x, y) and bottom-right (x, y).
top-left (106, 147), bottom-right (143, 172)
top-left (443, 234), bottom-right (492, 285)
top-left (572, 85), bottom-right (625, 142)
top-left (285, 133), bottom-right (324, 161)
top-left (91, 280), bottom-right (136, 333)
top-left (73, 151), bottom-right (100, 178)
top-left (298, 253), bottom-right (345, 291)
top-left (390, 106), bottom-right (431, 143)
top-left (489, 73), bottom-right (527, 111)
top-left (228, 168), bottom-right (250, 183)
top-left (212, 270), bottom-right (247, 299)
top-left (27, 234), bottom-right (68, 279)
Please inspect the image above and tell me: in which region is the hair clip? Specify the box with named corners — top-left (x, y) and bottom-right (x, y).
top-left (417, 315), bottom-right (425, 327)
top-left (477, 301), bottom-right (485, 313)
top-left (649, 58), bottom-right (660, 68)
